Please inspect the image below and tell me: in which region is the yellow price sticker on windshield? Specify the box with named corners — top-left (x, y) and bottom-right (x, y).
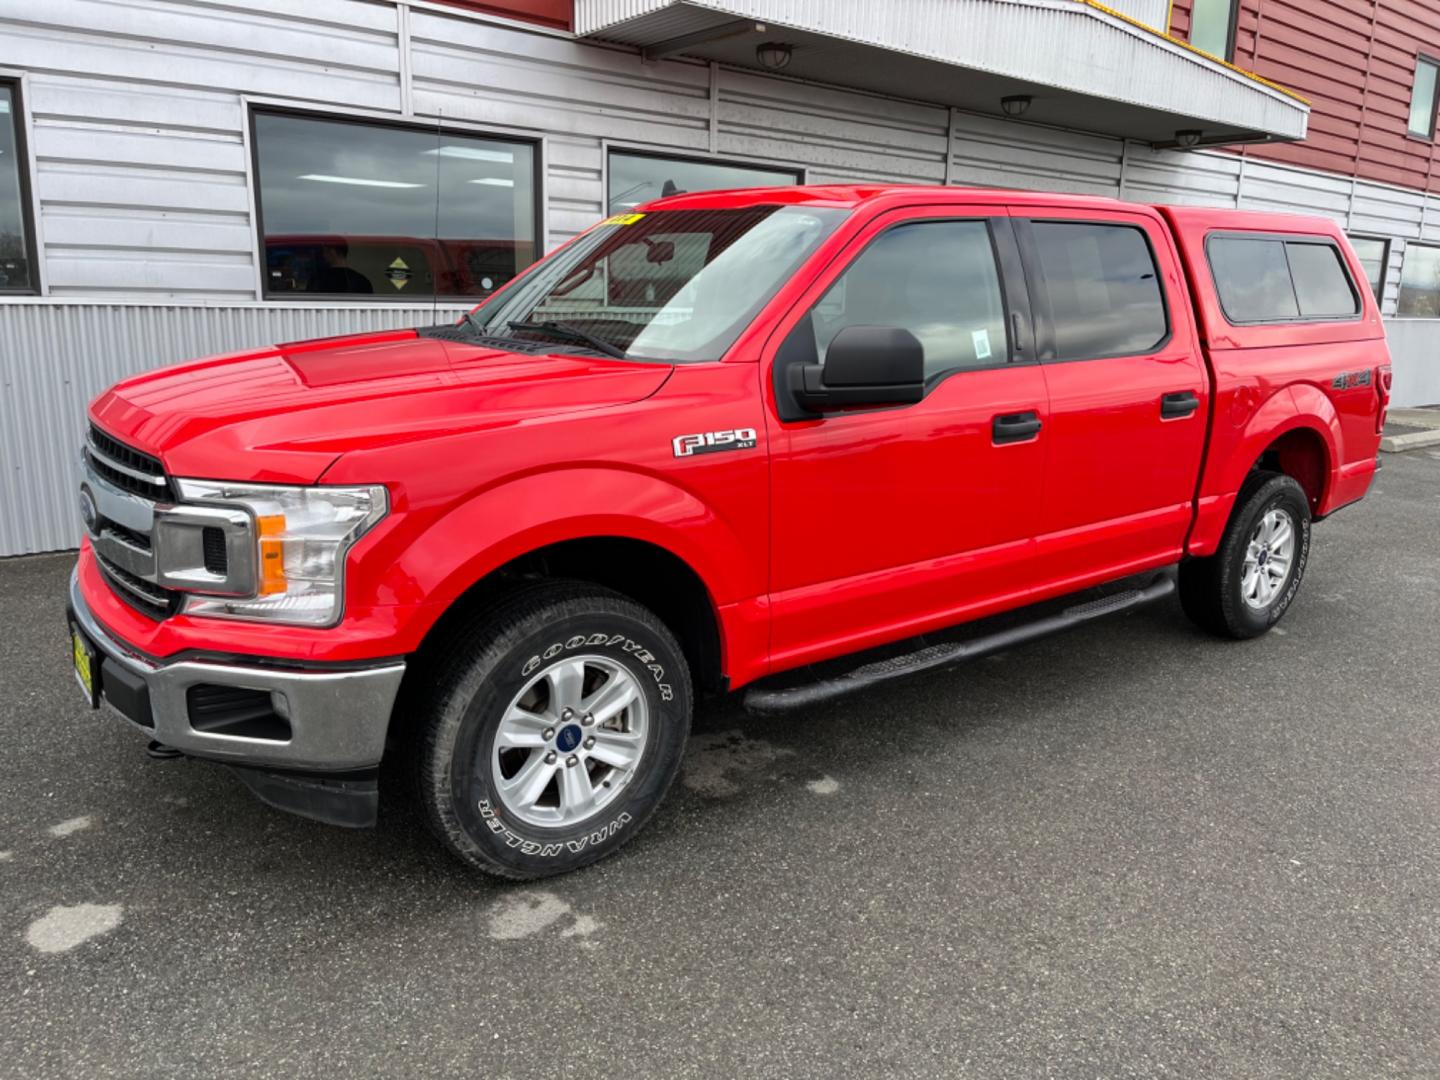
top-left (603, 212), bottom-right (646, 226)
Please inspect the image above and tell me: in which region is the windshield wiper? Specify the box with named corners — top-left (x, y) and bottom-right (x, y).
top-left (507, 320), bottom-right (628, 360)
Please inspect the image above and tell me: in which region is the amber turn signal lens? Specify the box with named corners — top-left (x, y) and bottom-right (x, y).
top-left (256, 514), bottom-right (287, 595)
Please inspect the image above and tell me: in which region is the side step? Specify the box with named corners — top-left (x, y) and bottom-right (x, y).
top-left (743, 569), bottom-right (1177, 714)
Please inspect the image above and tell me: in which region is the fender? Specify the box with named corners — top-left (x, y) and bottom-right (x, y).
top-left (1188, 384), bottom-right (1339, 557)
top-left (381, 466), bottom-right (761, 661)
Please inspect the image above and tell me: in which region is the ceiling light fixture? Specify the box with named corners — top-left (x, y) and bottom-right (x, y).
top-left (756, 42), bottom-right (793, 70)
top-left (468, 177), bottom-right (515, 187)
top-left (1176, 129), bottom-right (1203, 147)
top-left (1001, 95), bottom-right (1031, 118)
top-left (297, 174), bottom-right (425, 189)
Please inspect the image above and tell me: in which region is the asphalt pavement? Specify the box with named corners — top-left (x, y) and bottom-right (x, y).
top-left (3, 449), bottom-right (1439, 1079)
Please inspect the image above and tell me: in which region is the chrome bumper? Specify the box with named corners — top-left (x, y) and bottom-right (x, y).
top-left (68, 568), bottom-right (405, 771)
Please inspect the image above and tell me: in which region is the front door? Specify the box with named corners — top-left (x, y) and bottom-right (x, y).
top-left (765, 207), bottom-right (1051, 671)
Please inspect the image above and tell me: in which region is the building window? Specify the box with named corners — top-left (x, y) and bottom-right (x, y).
top-left (1189, 0), bottom-right (1239, 61)
top-left (1397, 243), bottom-right (1440, 318)
top-left (1408, 56), bottom-right (1439, 139)
top-left (252, 110), bottom-right (538, 299)
top-left (1347, 236), bottom-right (1388, 302)
top-left (0, 80), bottom-right (39, 293)
top-left (607, 150), bottom-right (800, 215)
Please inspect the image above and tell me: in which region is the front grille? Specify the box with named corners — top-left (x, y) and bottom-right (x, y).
top-left (201, 526), bottom-right (228, 574)
top-left (95, 550), bottom-right (179, 621)
top-left (104, 519), bottom-right (152, 553)
top-left (84, 423), bottom-right (182, 619)
top-left (87, 424), bottom-right (172, 501)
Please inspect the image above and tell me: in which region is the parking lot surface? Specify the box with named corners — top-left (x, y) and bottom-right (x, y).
top-left (3, 450), bottom-right (1438, 1079)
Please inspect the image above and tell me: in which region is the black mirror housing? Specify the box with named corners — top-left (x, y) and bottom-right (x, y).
top-left (788, 325), bottom-right (925, 414)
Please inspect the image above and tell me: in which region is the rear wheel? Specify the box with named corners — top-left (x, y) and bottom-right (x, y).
top-left (1179, 471), bottom-right (1311, 639)
top-left (415, 582), bottom-right (691, 879)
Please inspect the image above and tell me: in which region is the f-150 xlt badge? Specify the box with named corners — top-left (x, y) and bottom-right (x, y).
top-left (672, 428), bottom-right (758, 458)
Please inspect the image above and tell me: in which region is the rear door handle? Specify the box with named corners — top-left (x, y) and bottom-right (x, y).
top-left (993, 410), bottom-right (1042, 444)
top-left (1160, 391), bottom-right (1199, 419)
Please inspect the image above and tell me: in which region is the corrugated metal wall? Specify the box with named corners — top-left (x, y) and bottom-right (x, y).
top-left (0, 302), bottom-right (468, 556)
top-left (1, 0), bottom-right (1437, 555)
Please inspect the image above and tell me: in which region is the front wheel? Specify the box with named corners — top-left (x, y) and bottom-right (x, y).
top-left (1179, 471), bottom-right (1312, 639)
top-left (416, 583), bottom-right (692, 879)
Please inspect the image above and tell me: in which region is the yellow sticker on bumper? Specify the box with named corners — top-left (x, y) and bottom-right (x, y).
top-left (72, 632), bottom-right (94, 698)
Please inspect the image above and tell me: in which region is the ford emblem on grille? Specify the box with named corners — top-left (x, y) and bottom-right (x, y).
top-left (78, 485), bottom-right (99, 534)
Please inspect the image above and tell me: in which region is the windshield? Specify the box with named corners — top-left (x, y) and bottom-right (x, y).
top-left (471, 206), bottom-right (847, 362)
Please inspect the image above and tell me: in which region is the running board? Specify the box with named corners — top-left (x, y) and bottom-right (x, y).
top-left (742, 569), bottom-right (1177, 715)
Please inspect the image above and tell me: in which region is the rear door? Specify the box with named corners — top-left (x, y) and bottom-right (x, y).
top-left (1012, 208), bottom-right (1208, 584)
top-left (765, 205), bottom-right (1051, 669)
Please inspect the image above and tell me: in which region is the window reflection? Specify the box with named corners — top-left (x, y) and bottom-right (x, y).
top-left (811, 220), bottom-right (1009, 379)
top-left (0, 84), bottom-right (35, 292)
top-left (254, 112), bottom-right (536, 299)
top-left (1398, 242), bottom-right (1440, 318)
top-left (1209, 237), bottom-right (1299, 323)
top-left (1348, 236), bottom-right (1388, 302)
top-left (1032, 222), bottom-right (1167, 358)
top-left (607, 151), bottom-right (799, 214)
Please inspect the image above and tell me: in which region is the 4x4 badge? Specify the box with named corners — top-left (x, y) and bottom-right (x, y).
top-left (672, 428), bottom-right (758, 458)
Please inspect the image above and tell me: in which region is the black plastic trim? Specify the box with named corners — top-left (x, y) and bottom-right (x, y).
top-left (743, 568), bottom-right (1177, 714)
top-left (226, 764), bottom-right (379, 828)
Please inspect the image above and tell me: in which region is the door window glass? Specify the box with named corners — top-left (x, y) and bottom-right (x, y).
top-left (1031, 221), bottom-right (1168, 359)
top-left (810, 220), bottom-right (1008, 379)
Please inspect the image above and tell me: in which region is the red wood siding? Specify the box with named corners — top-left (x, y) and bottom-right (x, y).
top-left (1168, 0), bottom-right (1440, 193)
top-left (431, 0), bottom-right (571, 29)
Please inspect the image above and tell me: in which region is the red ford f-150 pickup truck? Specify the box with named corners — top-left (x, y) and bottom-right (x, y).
top-left (68, 185), bottom-right (1390, 878)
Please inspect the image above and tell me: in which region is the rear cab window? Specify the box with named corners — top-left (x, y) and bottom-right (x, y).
top-left (1206, 233), bottom-right (1361, 325)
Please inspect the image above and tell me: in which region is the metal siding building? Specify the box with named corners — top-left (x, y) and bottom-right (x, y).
top-left (0, 0), bottom-right (1436, 556)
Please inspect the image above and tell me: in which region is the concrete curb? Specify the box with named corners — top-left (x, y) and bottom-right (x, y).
top-left (1380, 429), bottom-right (1440, 453)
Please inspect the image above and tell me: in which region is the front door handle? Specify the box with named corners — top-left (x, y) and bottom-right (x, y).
top-left (993, 410), bottom-right (1042, 444)
top-left (1161, 390), bottom-right (1200, 419)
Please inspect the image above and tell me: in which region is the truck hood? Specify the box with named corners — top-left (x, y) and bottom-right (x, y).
top-left (89, 329), bottom-right (674, 484)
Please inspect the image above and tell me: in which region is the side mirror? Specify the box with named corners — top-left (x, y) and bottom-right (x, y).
top-left (788, 325), bottom-right (925, 414)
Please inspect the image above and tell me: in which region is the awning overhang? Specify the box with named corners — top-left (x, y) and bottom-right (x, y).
top-left (575, 0), bottom-right (1309, 148)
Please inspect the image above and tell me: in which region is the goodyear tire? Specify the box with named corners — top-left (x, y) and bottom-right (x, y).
top-left (1179, 471), bottom-right (1312, 640)
top-left (416, 582), bottom-right (691, 879)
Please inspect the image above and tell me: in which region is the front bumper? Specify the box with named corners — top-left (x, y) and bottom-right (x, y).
top-left (68, 568), bottom-right (405, 773)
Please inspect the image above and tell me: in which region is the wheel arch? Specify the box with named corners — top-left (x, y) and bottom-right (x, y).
top-left (1189, 387), bottom-right (1340, 556)
top-left (388, 468), bottom-right (758, 704)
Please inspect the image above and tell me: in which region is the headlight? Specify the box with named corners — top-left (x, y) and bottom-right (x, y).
top-left (174, 480), bottom-right (388, 627)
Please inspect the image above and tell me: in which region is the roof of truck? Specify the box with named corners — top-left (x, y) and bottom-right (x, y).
top-left (639, 183), bottom-right (1136, 213)
top-left (641, 184), bottom-right (1346, 237)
